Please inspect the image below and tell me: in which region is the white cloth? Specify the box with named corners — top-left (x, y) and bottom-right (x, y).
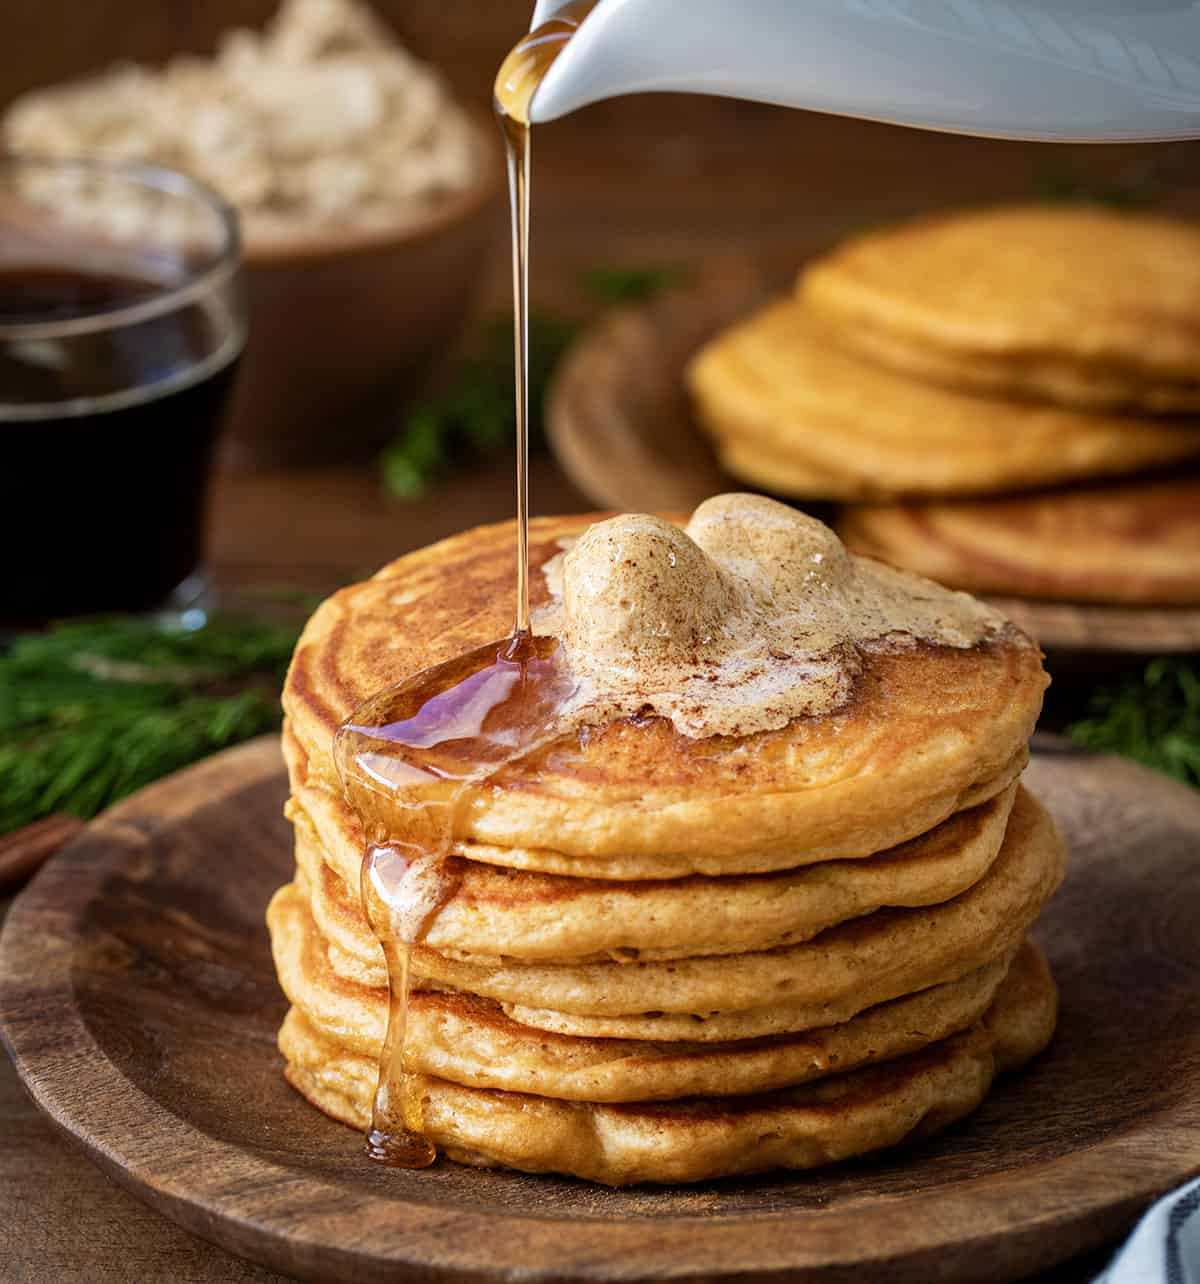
top-left (1096, 1178), bottom-right (1200, 1284)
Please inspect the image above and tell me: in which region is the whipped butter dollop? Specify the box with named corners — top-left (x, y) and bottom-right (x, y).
top-left (536, 494), bottom-right (1010, 738)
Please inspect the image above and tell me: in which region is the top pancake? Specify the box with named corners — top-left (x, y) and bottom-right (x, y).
top-left (800, 205), bottom-right (1200, 412)
top-left (284, 515), bottom-right (1047, 875)
top-left (685, 301), bottom-right (1200, 500)
top-left (839, 476), bottom-right (1200, 605)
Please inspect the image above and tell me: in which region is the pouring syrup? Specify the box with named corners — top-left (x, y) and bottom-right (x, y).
top-left (334, 635), bottom-right (578, 1167)
top-left (333, 3), bottom-right (597, 1169)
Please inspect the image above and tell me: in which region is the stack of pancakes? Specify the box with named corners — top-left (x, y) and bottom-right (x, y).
top-left (687, 206), bottom-right (1200, 605)
top-left (268, 505), bottom-right (1064, 1185)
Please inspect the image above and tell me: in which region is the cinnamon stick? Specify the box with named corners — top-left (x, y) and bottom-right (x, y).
top-left (0, 813), bottom-right (85, 893)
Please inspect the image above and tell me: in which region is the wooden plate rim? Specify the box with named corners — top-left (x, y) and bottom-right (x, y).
top-left (1, 737), bottom-right (1199, 1283)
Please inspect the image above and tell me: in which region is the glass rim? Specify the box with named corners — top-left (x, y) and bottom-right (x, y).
top-left (0, 152), bottom-right (242, 340)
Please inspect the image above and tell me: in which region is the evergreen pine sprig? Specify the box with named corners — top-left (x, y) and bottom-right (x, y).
top-left (1066, 659), bottom-right (1200, 788)
top-left (0, 612), bottom-right (303, 835)
top-left (582, 263), bottom-right (687, 303)
top-left (379, 313), bottom-right (578, 499)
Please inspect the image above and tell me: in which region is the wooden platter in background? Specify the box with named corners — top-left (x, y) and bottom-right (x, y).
top-left (547, 262), bottom-right (776, 513)
top-left (988, 595), bottom-right (1200, 655)
top-left (1, 736), bottom-right (1199, 1284)
top-left (548, 272), bottom-right (1200, 656)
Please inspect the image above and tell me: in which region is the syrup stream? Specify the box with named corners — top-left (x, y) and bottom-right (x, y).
top-left (495, 0), bottom-right (595, 637)
top-left (503, 113), bottom-right (532, 640)
top-left (333, 2), bottom-right (598, 1171)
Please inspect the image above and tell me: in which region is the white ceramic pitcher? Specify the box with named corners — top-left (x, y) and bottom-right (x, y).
top-left (525, 0), bottom-right (1200, 141)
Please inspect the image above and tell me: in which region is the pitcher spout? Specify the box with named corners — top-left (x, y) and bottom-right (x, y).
top-left (525, 0), bottom-right (1200, 142)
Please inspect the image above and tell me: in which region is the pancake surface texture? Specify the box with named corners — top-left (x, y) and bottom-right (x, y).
top-left (277, 941), bottom-right (1056, 1186)
top-left (840, 476), bottom-right (1200, 605)
top-left (800, 204), bottom-right (1200, 412)
top-left (685, 300), bottom-right (1200, 500)
top-left (278, 784), bottom-right (1058, 1040)
top-left (270, 496), bottom-right (1061, 1185)
top-left (270, 875), bottom-right (1024, 1098)
top-left (291, 770), bottom-right (1019, 965)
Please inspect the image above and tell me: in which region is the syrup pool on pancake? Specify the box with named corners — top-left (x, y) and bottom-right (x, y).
top-left (334, 635), bottom-right (581, 1167)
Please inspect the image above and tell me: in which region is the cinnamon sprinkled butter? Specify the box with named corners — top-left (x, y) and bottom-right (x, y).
top-left (538, 493), bottom-right (1010, 737)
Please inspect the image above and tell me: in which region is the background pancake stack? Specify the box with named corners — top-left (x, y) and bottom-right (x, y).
top-left (268, 511), bottom-right (1065, 1186)
top-left (687, 206), bottom-right (1200, 608)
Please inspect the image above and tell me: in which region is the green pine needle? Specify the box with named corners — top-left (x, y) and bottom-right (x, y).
top-left (582, 263), bottom-right (687, 303)
top-left (1033, 161), bottom-right (1163, 209)
top-left (378, 313), bottom-right (578, 500)
top-left (0, 612), bottom-right (303, 835)
top-left (1066, 659), bottom-right (1200, 788)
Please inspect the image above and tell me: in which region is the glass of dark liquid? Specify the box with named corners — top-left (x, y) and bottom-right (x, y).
top-left (0, 156), bottom-right (246, 626)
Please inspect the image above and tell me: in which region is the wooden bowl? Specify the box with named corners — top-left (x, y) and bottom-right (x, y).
top-left (221, 114), bottom-right (504, 470)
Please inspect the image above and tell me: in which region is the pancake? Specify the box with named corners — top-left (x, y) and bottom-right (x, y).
top-left (277, 941), bottom-right (1056, 1185)
top-left (465, 787), bottom-right (1062, 1040)
top-left (271, 873), bottom-right (1018, 1099)
top-left (800, 205), bottom-right (1200, 413)
top-left (271, 500), bottom-right (1063, 1184)
top-left (713, 435), bottom-right (860, 500)
top-left (285, 724), bottom-right (1026, 885)
top-left (293, 779), bottom-right (1017, 966)
top-left (273, 784), bottom-right (1062, 1040)
top-left (685, 300), bottom-right (1200, 501)
top-left (283, 515), bottom-right (1047, 877)
top-left (839, 476), bottom-right (1200, 605)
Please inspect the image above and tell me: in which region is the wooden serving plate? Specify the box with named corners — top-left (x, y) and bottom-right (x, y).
top-left (547, 270), bottom-right (1200, 656)
top-left (1, 736), bottom-right (1199, 1284)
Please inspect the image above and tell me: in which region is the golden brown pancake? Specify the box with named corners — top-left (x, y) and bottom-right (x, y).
top-left (283, 516), bottom-right (1047, 876)
top-left (474, 788), bottom-right (1062, 1040)
top-left (685, 300), bottom-right (1200, 501)
top-left (840, 476), bottom-right (1200, 605)
top-left (277, 941), bottom-right (1056, 1185)
top-left (800, 205), bottom-right (1200, 412)
top-left (273, 785), bottom-right (1062, 1041)
top-left (292, 777), bottom-right (1017, 966)
top-left (713, 435), bottom-right (857, 499)
top-left (270, 872), bottom-right (1017, 1100)
top-left (285, 723), bottom-right (1026, 885)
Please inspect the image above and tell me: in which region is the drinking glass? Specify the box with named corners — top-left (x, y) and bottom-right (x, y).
top-left (0, 156), bottom-right (246, 626)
